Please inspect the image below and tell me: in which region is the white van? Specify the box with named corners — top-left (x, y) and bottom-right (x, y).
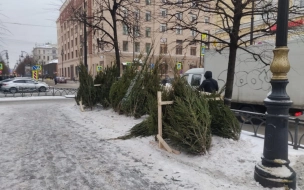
top-left (182, 68), bottom-right (205, 87)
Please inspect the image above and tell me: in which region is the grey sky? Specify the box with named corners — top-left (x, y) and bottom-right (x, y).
top-left (0, 0), bottom-right (62, 69)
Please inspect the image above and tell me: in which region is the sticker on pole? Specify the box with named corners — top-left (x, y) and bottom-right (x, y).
top-left (176, 62), bottom-right (182, 70)
top-left (32, 70), bottom-right (38, 80)
top-left (0, 63), bottom-right (3, 70)
top-left (96, 66), bottom-right (103, 72)
top-left (201, 45), bottom-right (206, 56)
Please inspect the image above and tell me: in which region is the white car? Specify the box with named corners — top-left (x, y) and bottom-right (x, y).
top-left (1, 78), bottom-right (49, 93)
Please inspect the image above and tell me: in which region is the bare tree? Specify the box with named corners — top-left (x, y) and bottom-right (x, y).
top-left (66, 0), bottom-right (143, 77)
top-left (163, 0), bottom-right (303, 106)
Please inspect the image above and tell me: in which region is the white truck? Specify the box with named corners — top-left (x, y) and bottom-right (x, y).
top-left (203, 38), bottom-right (304, 117)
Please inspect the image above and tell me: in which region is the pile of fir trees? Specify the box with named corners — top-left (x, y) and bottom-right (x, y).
top-left (122, 76), bottom-right (241, 155)
top-left (75, 64), bottom-right (96, 109)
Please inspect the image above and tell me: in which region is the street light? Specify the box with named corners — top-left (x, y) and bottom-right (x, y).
top-left (20, 51), bottom-right (30, 58)
top-left (254, 0), bottom-right (296, 189)
top-left (61, 49), bottom-right (64, 77)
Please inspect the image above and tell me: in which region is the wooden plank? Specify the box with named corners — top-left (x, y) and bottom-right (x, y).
top-left (79, 98), bottom-right (84, 112)
top-left (157, 91), bottom-right (163, 148)
top-left (157, 134), bottom-right (172, 153)
top-left (160, 101), bottom-right (174, 105)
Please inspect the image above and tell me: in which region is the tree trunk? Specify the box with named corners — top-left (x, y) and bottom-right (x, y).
top-left (224, 47), bottom-right (237, 107)
top-left (111, 7), bottom-right (121, 77)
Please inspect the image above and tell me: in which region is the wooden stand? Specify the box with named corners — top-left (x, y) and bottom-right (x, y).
top-left (157, 91), bottom-right (180, 154)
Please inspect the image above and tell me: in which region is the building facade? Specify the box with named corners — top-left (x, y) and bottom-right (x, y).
top-left (32, 43), bottom-right (58, 76)
top-left (56, 0), bottom-right (214, 79)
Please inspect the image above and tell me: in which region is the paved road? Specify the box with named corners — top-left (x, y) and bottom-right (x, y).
top-left (0, 100), bottom-right (165, 190)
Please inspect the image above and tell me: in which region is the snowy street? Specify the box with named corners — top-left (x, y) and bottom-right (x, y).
top-left (0, 100), bottom-right (303, 190)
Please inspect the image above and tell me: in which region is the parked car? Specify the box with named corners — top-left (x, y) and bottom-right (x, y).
top-left (56, 77), bottom-right (67, 83)
top-left (1, 78), bottom-right (49, 93)
top-left (0, 78), bottom-right (14, 89)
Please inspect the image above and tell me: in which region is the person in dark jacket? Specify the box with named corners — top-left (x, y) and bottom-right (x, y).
top-left (54, 76), bottom-right (57, 85)
top-left (199, 71), bottom-right (219, 93)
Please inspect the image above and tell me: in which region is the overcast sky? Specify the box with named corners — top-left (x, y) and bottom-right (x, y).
top-left (0, 0), bottom-right (63, 69)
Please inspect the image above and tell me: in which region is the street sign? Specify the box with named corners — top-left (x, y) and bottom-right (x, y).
top-left (176, 62), bottom-right (182, 70)
top-left (0, 63), bottom-right (3, 70)
top-left (96, 66), bottom-right (103, 72)
top-left (32, 65), bottom-right (41, 71)
top-left (201, 45), bottom-right (206, 56)
top-left (32, 70), bottom-right (38, 80)
top-left (201, 34), bottom-right (207, 41)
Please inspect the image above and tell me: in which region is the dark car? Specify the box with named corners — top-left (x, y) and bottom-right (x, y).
top-left (56, 77), bottom-right (67, 83)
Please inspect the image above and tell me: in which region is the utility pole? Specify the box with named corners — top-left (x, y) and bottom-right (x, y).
top-left (250, 0), bottom-right (255, 45)
top-left (84, 1), bottom-right (88, 69)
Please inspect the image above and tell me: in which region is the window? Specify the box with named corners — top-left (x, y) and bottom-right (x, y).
top-left (177, 0), bottom-right (183, 6)
top-left (47, 56), bottom-right (49, 61)
top-left (13, 80), bottom-right (25, 83)
top-left (145, 43), bottom-right (151, 53)
top-left (71, 40), bottom-right (74, 47)
top-left (68, 42), bottom-right (70, 49)
top-left (134, 10), bottom-right (140, 20)
top-left (146, 11), bottom-right (151, 21)
top-left (160, 24), bottom-right (167, 32)
top-left (39, 50), bottom-right (40, 54)
top-left (123, 24), bottom-right (128, 35)
top-left (191, 29), bottom-right (196, 37)
top-left (160, 9), bottom-right (167, 17)
top-left (176, 26), bottom-right (182, 35)
top-left (204, 16), bottom-right (210, 23)
top-left (122, 8), bottom-right (128, 18)
top-left (68, 67), bottom-right (70, 77)
top-left (204, 4), bottom-right (210, 11)
top-left (176, 40), bottom-right (183, 55)
top-left (135, 42), bottom-right (140, 52)
top-left (43, 50), bottom-right (45, 54)
top-left (176, 12), bottom-right (183, 20)
top-left (146, 27), bottom-right (151, 37)
top-left (160, 44), bottom-right (168, 54)
top-left (191, 74), bottom-right (202, 86)
top-left (68, 53), bottom-right (70, 59)
top-left (39, 56), bottom-right (41, 59)
top-left (146, 0), bottom-right (151, 5)
top-left (43, 56), bottom-right (45, 59)
top-left (123, 41), bottom-right (128, 51)
top-left (75, 37), bottom-right (78, 46)
top-left (76, 50), bottom-right (78, 57)
top-left (190, 47), bottom-right (196, 56)
top-left (191, 15), bottom-right (197, 23)
top-left (191, 1), bottom-right (198, 7)
top-left (134, 26), bottom-right (140, 37)
top-left (72, 52), bottom-right (74, 58)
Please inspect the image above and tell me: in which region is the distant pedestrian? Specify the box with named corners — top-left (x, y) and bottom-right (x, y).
top-left (199, 71), bottom-right (219, 93)
top-left (54, 77), bottom-right (57, 85)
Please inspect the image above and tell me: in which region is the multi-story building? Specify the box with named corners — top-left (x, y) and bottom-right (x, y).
top-left (32, 43), bottom-right (58, 76)
top-left (57, 0), bottom-right (214, 79)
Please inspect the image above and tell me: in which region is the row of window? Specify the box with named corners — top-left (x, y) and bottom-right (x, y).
top-left (37, 55), bottom-right (56, 61)
top-left (123, 24), bottom-right (208, 37)
top-left (62, 37), bottom-right (79, 52)
top-left (121, 41), bottom-right (197, 56)
top-left (62, 49), bottom-right (82, 61)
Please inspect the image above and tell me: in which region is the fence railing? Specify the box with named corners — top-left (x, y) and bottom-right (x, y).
top-left (0, 87), bottom-right (78, 98)
top-left (232, 109), bottom-right (304, 150)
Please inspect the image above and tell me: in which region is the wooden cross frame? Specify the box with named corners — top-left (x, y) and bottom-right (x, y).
top-left (157, 91), bottom-right (180, 154)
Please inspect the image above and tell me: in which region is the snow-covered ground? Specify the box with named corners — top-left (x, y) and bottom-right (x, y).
top-left (0, 100), bottom-right (303, 190)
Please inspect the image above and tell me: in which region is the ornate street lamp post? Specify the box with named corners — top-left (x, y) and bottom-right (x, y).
top-left (254, 0), bottom-right (296, 189)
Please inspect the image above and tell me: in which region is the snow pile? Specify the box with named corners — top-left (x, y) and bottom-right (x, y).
top-left (61, 104), bottom-right (304, 190)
